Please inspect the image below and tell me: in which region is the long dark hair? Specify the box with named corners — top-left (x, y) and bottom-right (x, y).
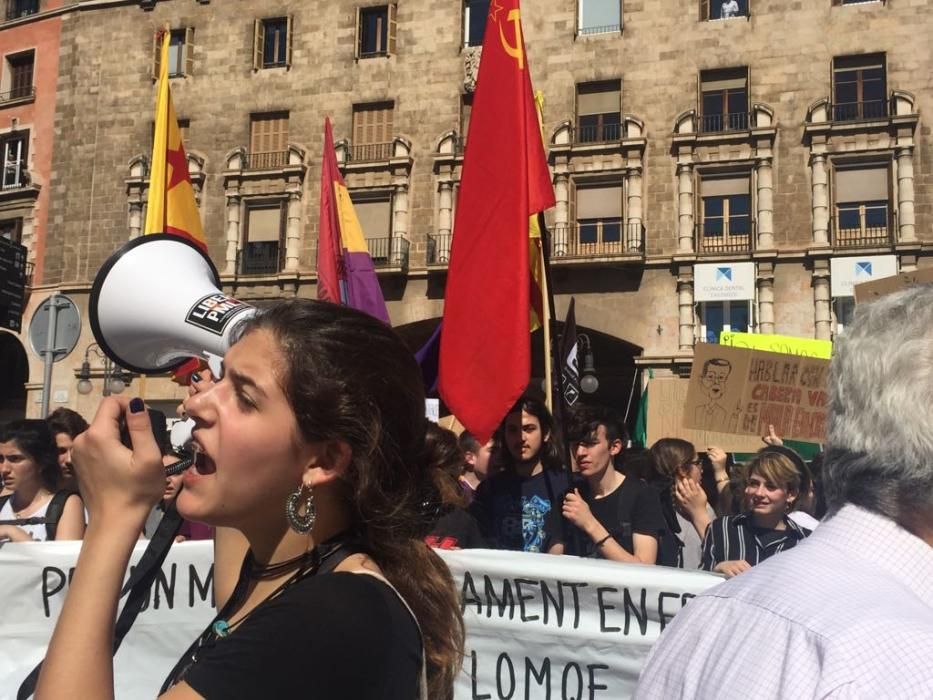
top-left (235, 300), bottom-right (463, 699)
top-left (495, 396), bottom-right (565, 472)
top-left (0, 419), bottom-right (59, 491)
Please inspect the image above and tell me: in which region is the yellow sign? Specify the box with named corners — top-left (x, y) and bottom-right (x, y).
top-left (719, 332), bottom-right (832, 360)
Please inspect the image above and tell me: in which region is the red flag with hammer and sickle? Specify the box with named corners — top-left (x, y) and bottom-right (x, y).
top-left (439, 0), bottom-right (555, 443)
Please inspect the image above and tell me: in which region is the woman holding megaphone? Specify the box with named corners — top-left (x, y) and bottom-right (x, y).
top-left (35, 300), bottom-right (464, 700)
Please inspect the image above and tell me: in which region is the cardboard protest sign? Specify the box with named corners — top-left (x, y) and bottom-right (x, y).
top-left (646, 377), bottom-right (764, 453)
top-left (683, 344), bottom-right (829, 444)
top-left (854, 266), bottom-right (933, 304)
top-left (719, 331), bottom-right (832, 360)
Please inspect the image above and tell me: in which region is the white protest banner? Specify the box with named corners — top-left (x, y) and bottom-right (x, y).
top-left (0, 543), bottom-right (721, 700)
top-left (445, 549), bottom-right (721, 699)
top-left (0, 540), bottom-right (216, 700)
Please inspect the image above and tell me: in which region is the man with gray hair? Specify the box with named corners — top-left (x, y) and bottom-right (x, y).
top-left (635, 284), bottom-right (933, 698)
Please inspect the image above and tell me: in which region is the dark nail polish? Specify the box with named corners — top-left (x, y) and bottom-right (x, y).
top-left (191, 372), bottom-right (202, 383)
top-left (129, 397), bottom-right (145, 414)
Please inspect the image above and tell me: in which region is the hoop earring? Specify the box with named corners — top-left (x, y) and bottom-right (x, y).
top-left (285, 486), bottom-right (316, 534)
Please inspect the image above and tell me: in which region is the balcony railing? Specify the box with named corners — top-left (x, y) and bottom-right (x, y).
top-left (550, 221), bottom-right (644, 259)
top-left (427, 233), bottom-right (452, 265)
top-left (348, 142), bottom-right (393, 163)
top-left (244, 151), bottom-right (289, 170)
top-left (695, 221), bottom-right (756, 254)
top-left (831, 99), bottom-right (888, 122)
top-left (699, 111), bottom-right (751, 134)
top-left (5, 1), bottom-right (38, 20)
top-left (574, 122), bottom-right (623, 144)
top-left (238, 242), bottom-right (281, 275)
top-left (367, 236), bottom-right (409, 268)
top-left (0, 85), bottom-right (34, 103)
top-left (831, 218), bottom-right (893, 248)
top-left (577, 23), bottom-right (621, 35)
top-left (2, 164), bottom-right (28, 190)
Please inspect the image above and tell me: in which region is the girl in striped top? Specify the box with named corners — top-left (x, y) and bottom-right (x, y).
top-left (700, 450), bottom-right (811, 578)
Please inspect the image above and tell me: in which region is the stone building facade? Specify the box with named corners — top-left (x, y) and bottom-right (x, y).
top-left (4, 0), bottom-right (932, 422)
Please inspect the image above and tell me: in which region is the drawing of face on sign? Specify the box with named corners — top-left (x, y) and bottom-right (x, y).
top-left (700, 358), bottom-right (731, 403)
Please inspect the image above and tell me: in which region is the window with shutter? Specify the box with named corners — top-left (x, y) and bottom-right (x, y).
top-left (575, 81), bottom-right (621, 144)
top-left (351, 102), bottom-right (394, 161)
top-left (699, 67), bottom-right (748, 133)
top-left (358, 6), bottom-right (390, 58)
top-left (5, 50), bottom-right (34, 100)
top-left (832, 54), bottom-right (886, 121)
top-left (241, 201), bottom-right (286, 274)
top-left (832, 163), bottom-right (890, 247)
top-left (698, 174), bottom-right (752, 253)
top-left (577, 0), bottom-right (621, 35)
top-left (249, 113), bottom-right (289, 169)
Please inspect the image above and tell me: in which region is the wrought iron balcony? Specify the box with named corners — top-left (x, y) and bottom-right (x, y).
top-left (699, 111), bottom-right (751, 134)
top-left (427, 233), bottom-right (452, 266)
top-left (0, 85), bottom-right (34, 103)
top-left (695, 221), bottom-right (756, 254)
top-left (574, 121), bottom-right (623, 144)
top-left (244, 151), bottom-right (289, 170)
top-left (550, 221), bottom-right (644, 259)
top-left (831, 99), bottom-right (888, 122)
top-left (367, 236), bottom-right (409, 269)
top-left (238, 242), bottom-right (281, 275)
top-left (348, 142), bottom-right (394, 163)
top-left (577, 23), bottom-right (621, 35)
top-left (831, 217), bottom-right (893, 249)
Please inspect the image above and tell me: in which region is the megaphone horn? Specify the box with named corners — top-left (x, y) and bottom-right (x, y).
top-left (89, 234), bottom-right (257, 375)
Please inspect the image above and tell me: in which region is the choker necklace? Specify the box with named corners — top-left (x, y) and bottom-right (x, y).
top-left (248, 549), bottom-right (314, 580)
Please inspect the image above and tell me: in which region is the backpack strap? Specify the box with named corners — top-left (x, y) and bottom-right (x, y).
top-left (43, 491), bottom-right (72, 541)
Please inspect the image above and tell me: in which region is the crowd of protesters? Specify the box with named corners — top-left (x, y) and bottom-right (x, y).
top-left (0, 390), bottom-right (820, 581)
top-left (423, 395), bottom-right (820, 582)
top-left (0, 406), bottom-right (211, 544)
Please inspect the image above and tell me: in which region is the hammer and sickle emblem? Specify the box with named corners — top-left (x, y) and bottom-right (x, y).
top-left (497, 8), bottom-right (524, 69)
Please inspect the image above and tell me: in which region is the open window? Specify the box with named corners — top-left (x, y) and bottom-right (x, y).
top-left (357, 5), bottom-right (397, 58)
top-left (253, 17), bottom-right (292, 69)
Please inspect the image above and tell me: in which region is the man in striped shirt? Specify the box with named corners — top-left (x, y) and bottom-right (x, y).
top-left (635, 284), bottom-right (933, 699)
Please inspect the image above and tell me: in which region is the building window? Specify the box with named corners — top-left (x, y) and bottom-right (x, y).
top-left (5, 0), bottom-right (38, 20)
top-left (459, 93), bottom-right (472, 151)
top-left (350, 190), bottom-right (393, 263)
top-left (463, 0), bottom-right (488, 47)
top-left (2, 50), bottom-right (34, 102)
top-left (1, 132), bottom-right (28, 189)
top-left (571, 182), bottom-right (623, 255)
top-left (700, 0), bottom-right (747, 20)
top-left (0, 217), bottom-right (22, 243)
top-left (698, 174), bottom-right (752, 254)
top-left (357, 5), bottom-right (397, 58)
top-left (833, 54), bottom-right (886, 121)
top-left (833, 0), bottom-right (883, 5)
top-left (575, 80), bottom-right (621, 144)
top-left (153, 29), bottom-right (194, 79)
top-left (700, 301), bottom-right (751, 343)
top-left (832, 164), bottom-right (890, 247)
top-left (578, 0), bottom-right (621, 35)
top-left (833, 297), bottom-right (855, 336)
top-left (699, 68), bottom-right (748, 133)
top-left (248, 112), bottom-right (289, 169)
top-left (241, 201), bottom-right (285, 274)
top-left (351, 102), bottom-right (394, 161)
top-left (253, 17), bottom-right (292, 69)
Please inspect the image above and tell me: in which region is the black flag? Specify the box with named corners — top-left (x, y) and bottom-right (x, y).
top-left (559, 298), bottom-right (580, 411)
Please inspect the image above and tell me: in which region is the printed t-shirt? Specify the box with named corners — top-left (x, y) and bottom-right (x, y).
top-left (470, 468), bottom-right (571, 552)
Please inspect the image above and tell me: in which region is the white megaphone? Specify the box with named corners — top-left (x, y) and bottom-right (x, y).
top-left (90, 233), bottom-right (257, 376)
